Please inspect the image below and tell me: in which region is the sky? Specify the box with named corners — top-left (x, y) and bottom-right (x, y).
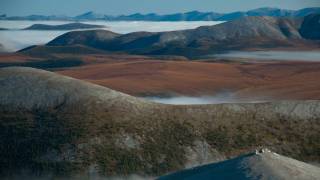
top-left (0, 0), bottom-right (319, 16)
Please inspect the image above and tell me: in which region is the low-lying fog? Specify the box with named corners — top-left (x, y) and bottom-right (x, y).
top-left (0, 20), bottom-right (223, 52)
top-left (211, 51), bottom-right (320, 61)
top-left (144, 93), bottom-right (266, 105)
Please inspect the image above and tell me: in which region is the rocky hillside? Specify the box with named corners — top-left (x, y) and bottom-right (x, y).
top-left (47, 15), bottom-right (317, 57)
top-left (159, 149), bottom-right (320, 180)
top-left (0, 67), bottom-right (320, 178)
top-left (23, 23), bottom-right (105, 30)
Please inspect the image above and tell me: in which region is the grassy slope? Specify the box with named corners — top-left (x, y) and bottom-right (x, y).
top-left (0, 67), bottom-right (319, 177)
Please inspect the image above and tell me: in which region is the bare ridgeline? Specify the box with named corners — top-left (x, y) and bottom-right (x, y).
top-left (44, 14), bottom-right (320, 58)
top-left (0, 11), bottom-right (320, 180)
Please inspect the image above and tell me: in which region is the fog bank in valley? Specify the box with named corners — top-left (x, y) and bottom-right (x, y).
top-left (211, 51), bottom-right (320, 62)
top-left (0, 20), bottom-right (222, 52)
top-left (144, 93), bottom-right (267, 105)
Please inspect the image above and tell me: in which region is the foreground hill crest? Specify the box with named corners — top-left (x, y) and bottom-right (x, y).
top-left (0, 67), bottom-right (147, 110)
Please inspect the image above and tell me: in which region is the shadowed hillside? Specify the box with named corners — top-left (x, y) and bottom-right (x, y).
top-left (299, 13), bottom-right (320, 40)
top-left (0, 67), bottom-right (320, 178)
top-left (159, 149), bottom-right (320, 180)
top-left (48, 30), bottom-right (120, 48)
top-left (18, 45), bottom-right (109, 57)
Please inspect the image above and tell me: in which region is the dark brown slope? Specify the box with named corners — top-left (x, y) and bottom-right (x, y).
top-left (0, 45), bottom-right (107, 69)
top-left (0, 46), bottom-right (187, 71)
top-left (18, 44), bottom-right (109, 57)
top-left (46, 16), bottom-right (317, 57)
top-left (1, 67), bottom-right (320, 178)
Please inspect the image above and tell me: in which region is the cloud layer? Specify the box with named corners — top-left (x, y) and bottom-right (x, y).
top-left (144, 93), bottom-right (266, 105)
top-left (0, 20), bottom-right (222, 52)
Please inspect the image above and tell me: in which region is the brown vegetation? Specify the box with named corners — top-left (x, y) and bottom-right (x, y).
top-left (57, 60), bottom-right (320, 99)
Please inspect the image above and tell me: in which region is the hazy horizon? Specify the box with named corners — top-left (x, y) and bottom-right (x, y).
top-left (1, 0), bottom-right (319, 16)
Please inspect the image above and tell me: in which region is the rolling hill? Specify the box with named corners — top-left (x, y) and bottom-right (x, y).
top-left (2, 48), bottom-right (320, 100)
top-left (47, 15), bottom-right (319, 58)
top-left (23, 22), bottom-right (106, 30)
top-left (57, 60), bottom-right (320, 99)
top-left (1, 67), bottom-right (320, 178)
top-left (48, 29), bottom-right (120, 49)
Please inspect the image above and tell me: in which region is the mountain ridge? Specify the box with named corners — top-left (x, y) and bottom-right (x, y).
top-left (1, 7), bottom-right (320, 21)
top-left (46, 15), bottom-right (319, 58)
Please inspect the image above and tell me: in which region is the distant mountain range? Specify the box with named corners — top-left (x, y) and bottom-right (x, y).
top-left (45, 14), bottom-right (320, 58)
top-left (1, 7), bottom-right (320, 21)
